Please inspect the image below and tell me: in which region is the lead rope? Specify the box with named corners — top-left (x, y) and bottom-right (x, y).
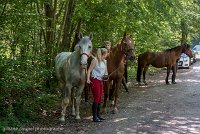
top-left (103, 65), bottom-right (121, 81)
top-left (103, 54), bottom-right (127, 81)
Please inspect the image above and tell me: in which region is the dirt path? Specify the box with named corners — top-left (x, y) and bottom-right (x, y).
top-left (25, 60), bottom-right (200, 134)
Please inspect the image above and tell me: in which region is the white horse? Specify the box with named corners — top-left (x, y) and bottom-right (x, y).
top-left (55, 33), bottom-right (93, 121)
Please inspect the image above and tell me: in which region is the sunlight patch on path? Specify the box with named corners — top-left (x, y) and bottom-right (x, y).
top-left (193, 66), bottom-right (200, 70)
top-left (113, 118), bottom-right (128, 122)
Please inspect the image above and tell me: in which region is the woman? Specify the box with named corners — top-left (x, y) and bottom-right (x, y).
top-left (103, 41), bottom-right (112, 57)
top-left (87, 48), bottom-right (108, 122)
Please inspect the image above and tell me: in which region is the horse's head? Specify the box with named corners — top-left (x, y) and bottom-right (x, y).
top-left (121, 32), bottom-right (135, 62)
top-left (75, 33), bottom-right (93, 68)
top-left (182, 43), bottom-right (193, 58)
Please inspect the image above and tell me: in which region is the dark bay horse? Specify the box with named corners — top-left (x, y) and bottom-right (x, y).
top-left (55, 33), bottom-right (93, 121)
top-left (137, 43), bottom-right (193, 85)
top-left (103, 33), bottom-right (135, 113)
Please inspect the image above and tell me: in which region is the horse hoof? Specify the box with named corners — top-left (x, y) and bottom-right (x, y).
top-left (172, 82), bottom-right (177, 84)
top-left (75, 116), bottom-right (81, 120)
top-left (72, 112), bottom-right (75, 116)
top-left (60, 117), bottom-right (65, 122)
top-left (112, 108), bottom-right (118, 114)
top-left (166, 82), bottom-right (170, 85)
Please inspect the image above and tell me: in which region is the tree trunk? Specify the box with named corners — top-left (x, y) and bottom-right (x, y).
top-left (44, 0), bottom-right (56, 89)
top-left (181, 19), bottom-right (188, 44)
top-left (71, 19), bottom-right (82, 51)
top-left (61, 0), bottom-right (75, 51)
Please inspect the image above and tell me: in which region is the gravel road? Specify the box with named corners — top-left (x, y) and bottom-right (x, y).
top-left (24, 60), bottom-right (200, 134)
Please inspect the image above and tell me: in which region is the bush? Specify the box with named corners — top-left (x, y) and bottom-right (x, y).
top-left (0, 55), bottom-right (58, 130)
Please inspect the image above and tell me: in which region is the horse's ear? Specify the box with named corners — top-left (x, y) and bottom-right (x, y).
top-left (129, 34), bottom-right (133, 38)
top-left (75, 32), bottom-right (80, 40)
top-left (74, 44), bottom-right (80, 51)
top-left (79, 32), bottom-right (83, 39)
top-left (89, 32), bottom-right (93, 40)
top-left (183, 43), bottom-right (187, 47)
top-left (123, 32), bottom-right (127, 37)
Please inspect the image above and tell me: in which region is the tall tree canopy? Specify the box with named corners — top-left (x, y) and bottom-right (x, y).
top-left (0, 0), bottom-right (199, 129)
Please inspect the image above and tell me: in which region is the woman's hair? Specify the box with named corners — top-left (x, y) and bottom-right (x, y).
top-left (96, 48), bottom-right (107, 65)
top-left (104, 41), bottom-right (111, 46)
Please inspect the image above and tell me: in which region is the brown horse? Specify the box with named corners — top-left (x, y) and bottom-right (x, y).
top-left (103, 33), bottom-right (135, 113)
top-left (137, 43), bottom-right (193, 85)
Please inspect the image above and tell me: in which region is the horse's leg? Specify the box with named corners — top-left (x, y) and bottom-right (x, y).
top-left (109, 81), bottom-right (114, 100)
top-left (122, 60), bottom-right (128, 91)
top-left (84, 83), bottom-right (89, 102)
top-left (71, 87), bottom-right (75, 116)
top-left (143, 66), bottom-right (148, 85)
top-left (137, 58), bottom-right (143, 85)
top-left (124, 62), bottom-right (128, 83)
top-left (102, 81), bottom-right (109, 113)
top-left (60, 83), bottom-right (72, 122)
top-left (165, 67), bottom-right (171, 85)
top-left (122, 78), bottom-right (128, 92)
top-left (113, 79), bottom-right (122, 114)
top-left (74, 86), bottom-right (84, 119)
top-left (110, 81), bottom-right (116, 108)
top-left (74, 95), bottom-right (82, 119)
top-left (171, 65), bottom-right (177, 84)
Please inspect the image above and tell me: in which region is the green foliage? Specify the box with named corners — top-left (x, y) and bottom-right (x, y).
top-left (0, 0), bottom-right (200, 130)
top-left (0, 55), bottom-right (57, 129)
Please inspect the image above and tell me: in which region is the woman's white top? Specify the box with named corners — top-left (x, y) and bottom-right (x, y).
top-left (91, 58), bottom-right (107, 80)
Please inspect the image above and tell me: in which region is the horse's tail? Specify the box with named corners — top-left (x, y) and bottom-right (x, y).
top-left (136, 55), bottom-right (142, 82)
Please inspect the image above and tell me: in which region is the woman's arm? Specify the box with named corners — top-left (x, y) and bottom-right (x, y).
top-left (87, 59), bottom-right (96, 84)
top-left (104, 60), bottom-right (108, 75)
top-left (105, 66), bottom-right (108, 75)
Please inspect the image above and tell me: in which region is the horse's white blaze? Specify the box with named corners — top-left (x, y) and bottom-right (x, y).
top-left (81, 54), bottom-right (89, 65)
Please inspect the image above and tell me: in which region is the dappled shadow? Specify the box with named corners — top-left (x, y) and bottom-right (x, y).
top-left (24, 61), bottom-right (200, 134)
top-left (109, 115), bottom-right (200, 134)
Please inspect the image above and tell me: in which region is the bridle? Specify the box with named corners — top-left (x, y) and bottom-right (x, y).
top-left (120, 37), bottom-right (134, 56)
top-left (104, 36), bottom-right (134, 81)
top-left (80, 52), bottom-right (90, 58)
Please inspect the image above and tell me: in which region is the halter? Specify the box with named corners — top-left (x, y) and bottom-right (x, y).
top-left (104, 37), bottom-right (134, 81)
top-left (80, 52), bottom-right (90, 58)
top-left (120, 40), bottom-right (134, 55)
top-left (80, 53), bottom-right (88, 81)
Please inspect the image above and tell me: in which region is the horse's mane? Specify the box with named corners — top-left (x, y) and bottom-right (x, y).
top-left (71, 33), bottom-right (81, 51)
top-left (111, 43), bottom-right (121, 52)
top-left (164, 43), bottom-right (189, 52)
top-left (74, 44), bottom-right (80, 51)
top-left (164, 45), bottom-right (181, 52)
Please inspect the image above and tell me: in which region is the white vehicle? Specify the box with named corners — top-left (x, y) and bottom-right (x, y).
top-left (192, 45), bottom-right (200, 59)
top-left (178, 53), bottom-right (190, 69)
top-left (191, 50), bottom-right (196, 64)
